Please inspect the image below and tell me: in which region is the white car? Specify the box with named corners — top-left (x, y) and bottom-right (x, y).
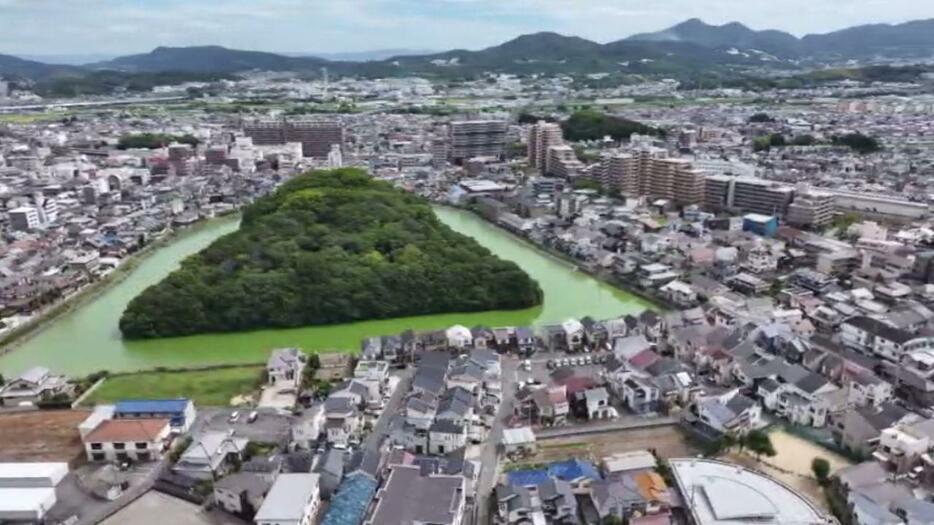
top-left (228, 411), bottom-right (241, 423)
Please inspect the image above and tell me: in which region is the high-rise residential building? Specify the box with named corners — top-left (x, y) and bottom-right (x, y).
top-left (545, 145), bottom-right (581, 178)
top-left (601, 148), bottom-right (704, 206)
top-left (528, 121), bottom-right (564, 172)
top-left (8, 206), bottom-right (40, 231)
top-left (787, 190), bottom-right (835, 229)
top-left (430, 139), bottom-right (447, 167)
top-left (243, 119), bottom-right (344, 158)
top-left (0, 80), bottom-right (9, 98)
top-left (448, 120), bottom-right (507, 163)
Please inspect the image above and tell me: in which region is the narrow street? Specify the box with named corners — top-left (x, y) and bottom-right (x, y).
top-left (473, 355), bottom-right (519, 525)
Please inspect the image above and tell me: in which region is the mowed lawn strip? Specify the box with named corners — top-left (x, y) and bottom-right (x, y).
top-left (86, 366), bottom-right (264, 407)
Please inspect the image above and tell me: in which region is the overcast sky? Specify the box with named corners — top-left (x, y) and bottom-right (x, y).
top-left (3, 0), bottom-right (934, 56)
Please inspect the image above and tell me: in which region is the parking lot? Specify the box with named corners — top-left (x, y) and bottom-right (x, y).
top-left (516, 350), bottom-right (610, 387)
top-left (196, 407), bottom-right (293, 444)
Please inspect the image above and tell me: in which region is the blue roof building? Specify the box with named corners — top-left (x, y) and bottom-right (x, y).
top-left (320, 472), bottom-right (378, 525)
top-left (113, 399), bottom-right (196, 431)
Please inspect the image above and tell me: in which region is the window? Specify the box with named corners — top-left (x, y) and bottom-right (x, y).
top-left (135, 442), bottom-right (148, 449)
top-left (91, 452), bottom-right (106, 461)
top-left (113, 442), bottom-right (126, 450)
top-left (90, 443), bottom-right (103, 450)
top-left (115, 452), bottom-right (129, 462)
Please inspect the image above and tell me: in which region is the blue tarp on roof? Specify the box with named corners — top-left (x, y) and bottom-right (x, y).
top-left (547, 459), bottom-right (600, 482)
top-left (507, 459), bottom-right (601, 487)
top-left (507, 468), bottom-right (550, 487)
top-left (320, 472), bottom-right (378, 525)
top-left (114, 399), bottom-right (190, 414)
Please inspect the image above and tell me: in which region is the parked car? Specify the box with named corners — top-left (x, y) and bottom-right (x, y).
top-left (247, 410), bottom-right (259, 423)
top-left (228, 411), bottom-right (241, 423)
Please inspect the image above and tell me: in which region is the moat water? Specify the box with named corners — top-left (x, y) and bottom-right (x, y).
top-left (0, 207), bottom-right (651, 376)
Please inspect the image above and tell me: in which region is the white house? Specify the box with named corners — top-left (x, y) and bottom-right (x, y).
top-left (266, 348), bottom-right (307, 387)
top-left (446, 325), bottom-right (473, 349)
top-left (83, 419), bottom-right (172, 463)
top-left (254, 473), bottom-right (321, 525)
top-left (562, 318), bottom-right (585, 351)
top-left (429, 420), bottom-right (467, 455)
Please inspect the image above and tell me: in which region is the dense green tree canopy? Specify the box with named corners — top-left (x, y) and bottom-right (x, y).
top-left (117, 133), bottom-right (199, 150)
top-left (561, 110), bottom-right (663, 142)
top-left (119, 168), bottom-right (543, 339)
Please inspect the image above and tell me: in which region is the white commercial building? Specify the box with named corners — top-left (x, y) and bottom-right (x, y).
top-left (0, 462), bottom-right (68, 524)
top-left (668, 458), bottom-right (832, 525)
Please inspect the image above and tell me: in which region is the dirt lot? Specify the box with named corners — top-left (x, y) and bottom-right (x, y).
top-left (100, 491), bottom-right (240, 525)
top-left (525, 426), bottom-right (698, 466)
top-left (0, 409), bottom-right (90, 463)
top-left (722, 429), bottom-right (853, 511)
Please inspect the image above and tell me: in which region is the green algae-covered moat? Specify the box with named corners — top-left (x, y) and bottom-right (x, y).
top-left (0, 205), bottom-right (652, 376)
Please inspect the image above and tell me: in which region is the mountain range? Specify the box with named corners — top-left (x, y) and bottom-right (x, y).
top-left (4, 17), bottom-right (934, 87)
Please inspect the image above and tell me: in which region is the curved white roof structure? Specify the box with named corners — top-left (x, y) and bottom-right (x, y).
top-left (668, 458), bottom-right (833, 525)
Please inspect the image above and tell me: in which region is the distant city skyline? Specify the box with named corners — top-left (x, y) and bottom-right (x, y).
top-left (2, 0), bottom-right (934, 56)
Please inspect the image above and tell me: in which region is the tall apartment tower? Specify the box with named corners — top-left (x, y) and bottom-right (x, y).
top-left (604, 154), bottom-right (638, 194)
top-left (545, 145), bottom-right (583, 178)
top-left (602, 148), bottom-right (704, 206)
top-left (528, 121), bottom-right (563, 172)
top-left (449, 120), bottom-right (507, 164)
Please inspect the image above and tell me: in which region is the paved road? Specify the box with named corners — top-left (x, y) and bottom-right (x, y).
top-left (473, 355), bottom-right (519, 525)
top-left (534, 415), bottom-right (677, 440)
top-left (365, 367), bottom-right (414, 451)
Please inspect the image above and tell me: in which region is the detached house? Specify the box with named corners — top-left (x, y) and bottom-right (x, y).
top-left (173, 431), bottom-right (249, 480)
top-left (324, 397), bottom-right (361, 447)
top-left (695, 390), bottom-right (763, 435)
top-left (0, 366), bottom-right (70, 405)
top-left (759, 370), bottom-right (840, 427)
top-left (841, 316), bottom-right (933, 362)
top-left (266, 347), bottom-right (307, 388)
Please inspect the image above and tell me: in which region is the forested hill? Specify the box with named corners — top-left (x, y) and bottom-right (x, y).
top-left (118, 168), bottom-right (543, 339)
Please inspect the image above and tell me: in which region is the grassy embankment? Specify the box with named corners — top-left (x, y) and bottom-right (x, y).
top-left (84, 365), bottom-right (264, 407)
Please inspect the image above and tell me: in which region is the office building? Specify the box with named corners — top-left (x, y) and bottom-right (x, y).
top-left (8, 206), bottom-right (40, 231)
top-left (449, 120), bottom-right (507, 163)
top-left (731, 178), bottom-right (794, 216)
top-left (528, 121), bottom-right (564, 172)
top-left (705, 176), bottom-right (794, 216)
top-left (243, 119), bottom-right (344, 158)
top-left (786, 190), bottom-right (835, 229)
